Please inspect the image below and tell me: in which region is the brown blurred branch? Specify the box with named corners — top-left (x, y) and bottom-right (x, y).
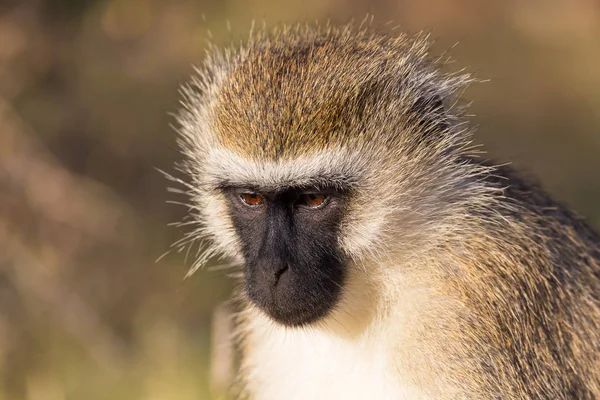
top-left (0, 96), bottom-right (130, 371)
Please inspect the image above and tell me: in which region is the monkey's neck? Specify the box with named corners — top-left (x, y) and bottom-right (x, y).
top-left (239, 262), bottom-right (471, 400)
top-left (240, 309), bottom-right (436, 400)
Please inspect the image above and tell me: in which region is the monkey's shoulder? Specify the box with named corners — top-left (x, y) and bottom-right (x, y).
top-left (481, 162), bottom-right (600, 247)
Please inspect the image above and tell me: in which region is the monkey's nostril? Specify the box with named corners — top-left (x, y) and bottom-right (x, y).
top-left (257, 261), bottom-right (290, 288)
top-left (273, 263), bottom-right (289, 286)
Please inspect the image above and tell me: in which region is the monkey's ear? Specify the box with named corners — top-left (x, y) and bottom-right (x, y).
top-left (410, 93), bottom-right (449, 133)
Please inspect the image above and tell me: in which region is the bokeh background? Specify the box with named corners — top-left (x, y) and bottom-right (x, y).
top-left (1, 0), bottom-right (599, 399)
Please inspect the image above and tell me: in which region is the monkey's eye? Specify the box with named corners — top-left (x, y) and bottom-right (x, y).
top-left (298, 193), bottom-right (328, 209)
top-left (240, 193), bottom-right (265, 207)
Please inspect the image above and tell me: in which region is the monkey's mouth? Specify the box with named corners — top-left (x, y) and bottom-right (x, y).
top-left (244, 258), bottom-right (345, 327)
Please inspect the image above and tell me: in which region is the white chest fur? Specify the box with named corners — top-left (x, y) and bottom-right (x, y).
top-left (243, 317), bottom-right (432, 400)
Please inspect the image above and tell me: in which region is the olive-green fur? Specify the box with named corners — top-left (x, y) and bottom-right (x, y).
top-left (175, 23), bottom-right (600, 399)
top-left (208, 25), bottom-right (462, 160)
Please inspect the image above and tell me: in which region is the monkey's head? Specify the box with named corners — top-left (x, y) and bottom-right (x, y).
top-left (177, 25), bottom-right (487, 328)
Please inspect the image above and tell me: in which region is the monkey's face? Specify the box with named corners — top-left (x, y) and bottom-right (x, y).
top-left (177, 26), bottom-right (476, 329)
top-left (222, 185), bottom-right (347, 327)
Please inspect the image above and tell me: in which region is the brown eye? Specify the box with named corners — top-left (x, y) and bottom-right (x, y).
top-left (299, 193), bottom-right (327, 208)
top-left (240, 193), bottom-right (265, 207)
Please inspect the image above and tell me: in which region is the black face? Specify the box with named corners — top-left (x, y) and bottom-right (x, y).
top-left (223, 185), bottom-right (347, 327)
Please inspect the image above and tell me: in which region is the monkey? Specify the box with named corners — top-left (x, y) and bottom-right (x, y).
top-left (173, 23), bottom-right (600, 399)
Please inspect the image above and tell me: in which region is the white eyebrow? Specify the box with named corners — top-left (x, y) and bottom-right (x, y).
top-left (202, 147), bottom-right (367, 190)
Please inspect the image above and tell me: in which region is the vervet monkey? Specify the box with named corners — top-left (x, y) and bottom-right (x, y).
top-left (174, 24), bottom-right (600, 399)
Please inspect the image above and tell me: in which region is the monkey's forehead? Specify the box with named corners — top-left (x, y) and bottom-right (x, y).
top-left (209, 26), bottom-right (435, 160)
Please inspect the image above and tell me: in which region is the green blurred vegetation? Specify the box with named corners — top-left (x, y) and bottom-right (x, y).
top-left (0, 0), bottom-right (599, 399)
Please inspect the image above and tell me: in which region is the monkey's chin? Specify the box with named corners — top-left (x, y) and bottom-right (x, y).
top-left (257, 303), bottom-right (331, 327)
top-left (246, 272), bottom-right (342, 327)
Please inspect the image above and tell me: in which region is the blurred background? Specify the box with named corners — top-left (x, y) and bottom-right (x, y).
top-left (1, 0), bottom-right (599, 399)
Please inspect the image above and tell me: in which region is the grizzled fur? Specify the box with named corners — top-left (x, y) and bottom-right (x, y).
top-left (174, 23), bottom-right (600, 399)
